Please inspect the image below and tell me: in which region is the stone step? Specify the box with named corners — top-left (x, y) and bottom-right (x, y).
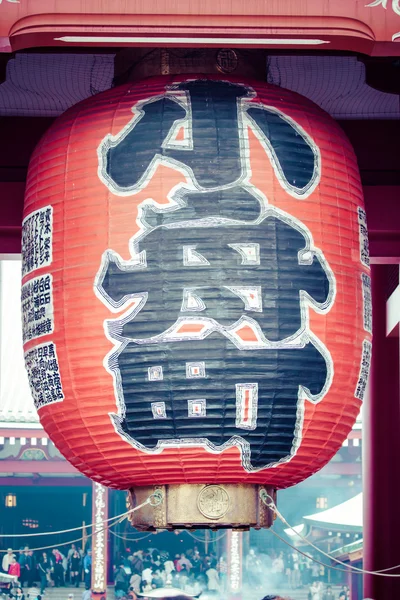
top-left (29, 583), bottom-right (344, 599)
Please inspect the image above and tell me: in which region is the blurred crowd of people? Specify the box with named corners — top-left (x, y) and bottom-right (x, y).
top-left (1, 545), bottom-right (93, 597)
top-left (1, 543), bottom-right (353, 600)
top-left (113, 546), bottom-right (224, 599)
top-left (111, 545), bottom-right (351, 600)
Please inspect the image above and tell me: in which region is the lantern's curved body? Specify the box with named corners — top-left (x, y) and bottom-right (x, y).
top-left (22, 75), bottom-right (371, 492)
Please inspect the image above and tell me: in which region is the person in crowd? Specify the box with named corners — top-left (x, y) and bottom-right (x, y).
top-left (309, 580), bottom-right (323, 600)
top-left (67, 545), bottom-right (77, 562)
top-left (205, 560), bottom-right (219, 592)
top-left (311, 560), bottom-right (320, 583)
top-left (322, 585), bottom-right (335, 600)
top-left (38, 552), bottom-right (53, 596)
top-left (9, 557), bottom-right (21, 581)
top-left (163, 555), bottom-right (175, 579)
top-left (81, 588), bottom-right (91, 600)
top-left (245, 548), bottom-right (263, 588)
top-left (3, 549), bottom-right (15, 574)
top-left (83, 550), bottom-right (92, 591)
top-left (303, 556), bottom-right (313, 586)
top-left (176, 555), bottom-right (192, 574)
top-left (26, 552), bottom-right (36, 588)
top-left (14, 586), bottom-right (25, 600)
top-left (131, 552), bottom-right (144, 577)
top-left (151, 552), bottom-right (162, 568)
top-left (127, 585), bottom-right (138, 600)
top-left (173, 555), bottom-right (181, 572)
top-left (339, 585), bottom-right (350, 599)
top-left (189, 554), bottom-right (201, 580)
top-left (37, 552), bottom-right (52, 596)
top-left (141, 562), bottom-right (153, 590)
top-left (151, 568), bottom-right (164, 589)
top-left (272, 551), bottom-right (285, 586)
top-left (217, 555), bottom-right (227, 592)
top-left (18, 548), bottom-right (30, 588)
top-left (291, 552), bottom-right (301, 589)
top-left (114, 563), bottom-right (128, 598)
top-left (129, 572), bottom-right (141, 596)
top-left (176, 564), bottom-right (189, 590)
top-left (285, 551), bottom-right (293, 588)
top-left (70, 550), bottom-right (81, 588)
top-left (52, 549), bottom-right (65, 587)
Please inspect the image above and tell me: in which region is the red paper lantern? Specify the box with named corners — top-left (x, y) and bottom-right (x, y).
top-left (21, 75), bottom-right (371, 490)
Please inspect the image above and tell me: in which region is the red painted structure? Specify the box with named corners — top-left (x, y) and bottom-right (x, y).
top-left (0, 2), bottom-right (399, 598)
top-left (0, 0), bottom-right (400, 55)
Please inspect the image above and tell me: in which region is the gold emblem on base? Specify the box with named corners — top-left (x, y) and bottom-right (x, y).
top-left (197, 485), bottom-right (230, 520)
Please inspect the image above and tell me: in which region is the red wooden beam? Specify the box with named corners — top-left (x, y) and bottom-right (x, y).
top-left (0, 476), bottom-right (90, 486)
top-left (0, 428), bottom-right (46, 437)
top-left (0, 459), bottom-right (79, 473)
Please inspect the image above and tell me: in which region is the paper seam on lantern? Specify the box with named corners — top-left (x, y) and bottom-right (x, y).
top-left (355, 339), bottom-right (372, 400)
top-left (21, 273), bottom-right (54, 343)
top-left (21, 205), bottom-right (53, 277)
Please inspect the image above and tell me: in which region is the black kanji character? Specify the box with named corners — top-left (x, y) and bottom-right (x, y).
top-left (104, 80), bottom-right (317, 222)
top-left (105, 80), bottom-right (250, 191)
top-left (141, 186), bottom-right (261, 227)
top-left (98, 215), bottom-right (330, 342)
top-left (111, 331), bottom-right (328, 469)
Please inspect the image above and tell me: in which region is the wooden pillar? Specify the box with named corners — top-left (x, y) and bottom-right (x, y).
top-left (363, 264), bottom-right (400, 598)
top-left (91, 482), bottom-right (109, 598)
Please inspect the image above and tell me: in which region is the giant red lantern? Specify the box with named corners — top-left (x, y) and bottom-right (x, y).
top-left (21, 75), bottom-right (371, 508)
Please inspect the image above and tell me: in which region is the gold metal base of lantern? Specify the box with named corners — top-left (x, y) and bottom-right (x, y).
top-left (127, 484), bottom-right (276, 531)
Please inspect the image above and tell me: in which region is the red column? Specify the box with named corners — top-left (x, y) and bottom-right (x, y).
top-left (363, 264), bottom-right (400, 598)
